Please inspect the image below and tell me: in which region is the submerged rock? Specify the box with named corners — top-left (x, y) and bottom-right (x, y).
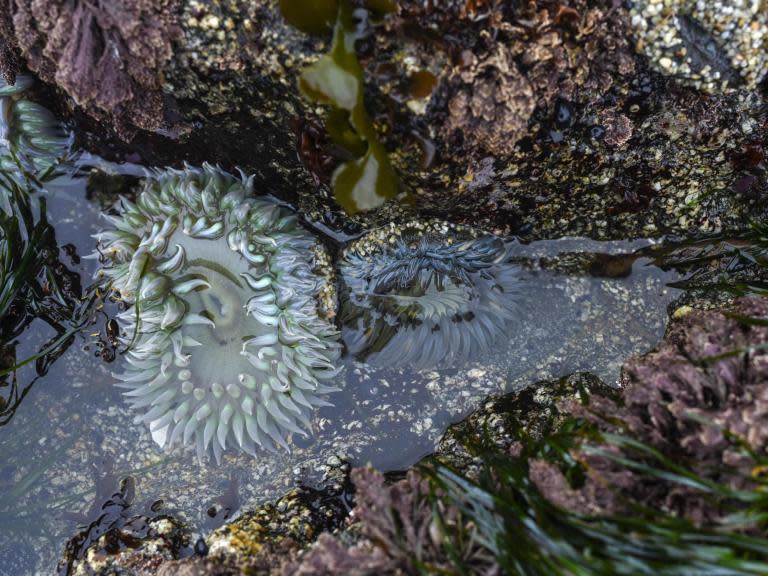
top-left (64, 371), bottom-right (609, 575)
top-left (61, 463), bottom-right (352, 576)
top-left (77, 295), bottom-right (768, 574)
top-left (59, 476), bottom-right (192, 576)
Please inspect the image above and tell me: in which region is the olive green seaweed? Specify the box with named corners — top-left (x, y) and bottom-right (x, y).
top-left (289, 0), bottom-right (399, 214)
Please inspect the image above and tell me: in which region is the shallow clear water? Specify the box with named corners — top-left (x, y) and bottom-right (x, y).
top-left (0, 86), bottom-right (682, 574)
top-left (0, 164), bottom-right (682, 574)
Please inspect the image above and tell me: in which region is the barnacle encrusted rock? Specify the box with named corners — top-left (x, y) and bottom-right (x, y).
top-left (433, 0), bottom-right (635, 156)
top-left (0, 2), bottom-right (19, 84)
top-left (339, 220), bottom-right (521, 369)
top-left (11, 0), bottom-right (181, 137)
top-left (544, 297), bottom-right (768, 524)
top-left (0, 75), bottom-right (70, 172)
top-left (629, 0), bottom-right (768, 92)
top-left (96, 165), bottom-right (342, 463)
top-left (59, 477), bottom-right (191, 576)
top-left (444, 46), bottom-right (535, 158)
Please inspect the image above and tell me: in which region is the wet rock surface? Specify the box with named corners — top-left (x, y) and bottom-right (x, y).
top-left (5, 184), bottom-right (678, 574)
top-left (0, 0), bottom-right (764, 239)
top-left (629, 0), bottom-right (768, 93)
top-left (61, 464), bottom-right (353, 575)
top-left (60, 476), bottom-right (193, 576)
top-left (6, 0), bottom-right (180, 137)
top-left (62, 372), bottom-right (611, 574)
top-left (0, 2), bottom-right (765, 574)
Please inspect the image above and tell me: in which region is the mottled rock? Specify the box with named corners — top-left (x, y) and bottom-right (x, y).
top-left (3, 0), bottom-right (764, 240)
top-left (283, 467), bottom-right (499, 576)
top-left (621, 296), bottom-right (768, 471)
top-left (204, 485), bottom-right (349, 568)
top-left (60, 477), bottom-right (192, 576)
top-left (434, 372), bottom-right (615, 477)
top-left (629, 0), bottom-right (768, 92)
top-left (12, 0), bottom-right (181, 138)
top-left (543, 297), bottom-right (768, 525)
top-left (444, 45), bottom-right (535, 158)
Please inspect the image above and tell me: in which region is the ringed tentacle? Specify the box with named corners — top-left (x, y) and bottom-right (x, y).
top-left (97, 164), bottom-right (342, 463)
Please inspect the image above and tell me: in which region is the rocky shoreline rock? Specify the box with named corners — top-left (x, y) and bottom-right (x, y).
top-left (60, 296), bottom-right (768, 574)
top-left (0, 2), bottom-right (762, 574)
top-left (0, 0), bottom-right (764, 239)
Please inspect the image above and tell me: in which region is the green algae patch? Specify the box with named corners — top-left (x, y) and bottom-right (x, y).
top-left (295, 0), bottom-right (399, 214)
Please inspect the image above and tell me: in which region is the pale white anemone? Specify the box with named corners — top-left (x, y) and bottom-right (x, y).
top-left (339, 221), bottom-right (521, 370)
top-left (96, 165), bottom-right (342, 463)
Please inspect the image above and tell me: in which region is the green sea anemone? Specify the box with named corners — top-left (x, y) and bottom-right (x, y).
top-left (339, 221), bottom-right (522, 370)
top-left (96, 165), bottom-right (342, 463)
top-left (0, 75), bottom-right (71, 173)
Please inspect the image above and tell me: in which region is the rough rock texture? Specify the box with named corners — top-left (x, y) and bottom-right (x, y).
top-left (444, 45), bottom-right (536, 158)
top-left (538, 297), bottom-right (768, 525)
top-left (629, 0), bottom-right (768, 93)
top-left (203, 478), bottom-right (352, 573)
top-left (434, 372), bottom-right (614, 477)
top-left (3, 0), bottom-right (764, 240)
top-left (63, 464), bottom-right (353, 576)
top-left (60, 372), bottom-right (606, 575)
top-left (59, 476), bottom-right (193, 576)
top-left (0, 0), bottom-right (19, 83)
top-left (417, 0), bottom-right (635, 159)
top-left (282, 467), bottom-right (500, 576)
top-left (11, 0), bottom-right (181, 138)
top-left (130, 0), bottom-right (768, 238)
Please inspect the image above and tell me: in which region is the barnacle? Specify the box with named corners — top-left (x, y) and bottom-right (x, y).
top-left (96, 165), bottom-right (342, 463)
top-left (339, 221), bottom-right (521, 370)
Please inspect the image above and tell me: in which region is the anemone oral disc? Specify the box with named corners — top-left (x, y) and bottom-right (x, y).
top-left (97, 165), bottom-right (342, 463)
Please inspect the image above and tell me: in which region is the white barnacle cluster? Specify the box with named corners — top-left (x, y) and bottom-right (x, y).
top-left (339, 221), bottom-right (522, 370)
top-left (96, 164), bottom-right (342, 463)
top-left (629, 0), bottom-right (768, 92)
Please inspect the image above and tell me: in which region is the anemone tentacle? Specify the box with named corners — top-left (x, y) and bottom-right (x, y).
top-left (97, 164), bottom-right (342, 463)
top-left (0, 75), bottom-right (71, 173)
top-left (339, 221), bottom-right (521, 370)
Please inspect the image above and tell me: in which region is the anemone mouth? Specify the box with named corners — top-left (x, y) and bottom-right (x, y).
top-left (97, 164), bottom-right (342, 464)
top-left (339, 221), bottom-right (522, 370)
